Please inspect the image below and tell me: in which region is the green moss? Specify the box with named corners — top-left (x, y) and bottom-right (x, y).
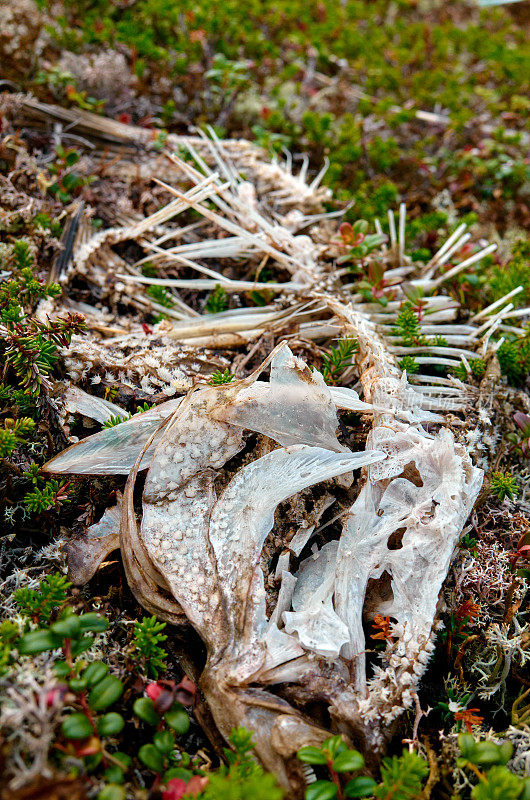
top-left (490, 242), bottom-right (530, 307)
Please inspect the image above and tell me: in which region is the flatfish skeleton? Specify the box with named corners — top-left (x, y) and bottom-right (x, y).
top-left (43, 133), bottom-right (524, 789)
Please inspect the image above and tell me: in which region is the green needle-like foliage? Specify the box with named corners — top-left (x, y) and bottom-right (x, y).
top-left (147, 285), bottom-right (177, 309)
top-left (392, 305), bottom-right (427, 347)
top-left (14, 573), bottom-right (72, 624)
top-left (398, 355), bottom-right (419, 374)
top-left (209, 368), bottom-right (235, 385)
top-left (133, 616), bottom-right (168, 678)
top-left (205, 284), bottom-right (229, 314)
top-left (321, 339), bottom-right (359, 385)
top-left (490, 471), bottom-right (519, 502)
top-left (374, 750), bottom-right (429, 800)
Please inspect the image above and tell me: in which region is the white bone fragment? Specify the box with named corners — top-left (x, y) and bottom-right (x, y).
top-left (284, 541), bottom-right (349, 659)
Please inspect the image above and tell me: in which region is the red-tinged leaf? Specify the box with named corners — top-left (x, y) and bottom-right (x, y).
top-left (162, 779), bottom-right (187, 800)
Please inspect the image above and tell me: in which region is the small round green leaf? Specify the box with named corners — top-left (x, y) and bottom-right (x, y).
top-left (139, 743), bottom-right (164, 773)
top-left (53, 661), bottom-right (71, 678)
top-left (498, 741), bottom-right (514, 765)
top-left (305, 780), bottom-right (338, 800)
top-left (69, 677), bottom-right (87, 693)
top-left (97, 785), bottom-right (126, 800)
top-left (88, 675), bottom-right (123, 710)
top-left (472, 741), bottom-right (504, 766)
top-left (457, 733), bottom-right (475, 759)
top-left (18, 629), bottom-right (60, 655)
top-left (323, 735), bottom-right (347, 760)
top-left (297, 746), bottom-right (328, 765)
top-left (344, 776), bottom-right (378, 797)
top-left (164, 705), bottom-right (190, 734)
top-left (113, 751), bottom-right (132, 769)
top-left (61, 712), bottom-right (93, 740)
top-left (79, 613), bottom-right (109, 633)
top-left (98, 712), bottom-right (125, 736)
top-left (332, 750), bottom-right (364, 773)
top-left (154, 730), bottom-right (175, 754)
top-left (51, 615), bottom-right (81, 638)
top-left (71, 635), bottom-right (95, 657)
top-left (83, 662), bottom-right (109, 687)
top-left (133, 697), bottom-right (161, 726)
top-left (85, 752), bottom-right (103, 772)
top-left (103, 765), bottom-right (125, 784)
top-left (520, 778), bottom-right (530, 800)
top-left (164, 767), bottom-right (194, 783)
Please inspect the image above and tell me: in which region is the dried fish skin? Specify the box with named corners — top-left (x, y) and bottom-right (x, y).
top-left (44, 344), bottom-right (372, 479)
top-left (43, 398), bottom-right (182, 474)
top-left (199, 671), bottom-right (328, 792)
top-left (66, 497), bottom-right (121, 585)
top-left (130, 360), bottom-right (386, 782)
top-left (214, 346), bottom-right (345, 451)
top-left (63, 385), bottom-right (130, 425)
top-left (196, 446), bottom-right (385, 791)
top-left (141, 472), bottom-right (226, 646)
top-left (139, 388), bottom-right (246, 647)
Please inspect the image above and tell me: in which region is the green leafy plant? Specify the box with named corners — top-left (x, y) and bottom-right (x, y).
top-left (490, 471), bottom-right (519, 502)
top-left (373, 749), bottom-right (428, 799)
top-left (392, 305), bottom-right (427, 347)
top-left (12, 591), bottom-right (128, 800)
top-left (3, 314), bottom-right (86, 395)
top-left (14, 572), bottom-right (72, 624)
top-left (147, 285), bottom-right (177, 309)
top-left (397, 355), bottom-right (419, 374)
top-left (209, 368), bottom-right (235, 385)
top-left (452, 358), bottom-right (487, 382)
top-left (321, 339), bottom-right (359, 385)
top-left (0, 240), bottom-right (61, 323)
top-left (354, 261), bottom-right (401, 306)
top-left (23, 477), bottom-right (72, 513)
top-left (0, 417), bottom-right (36, 457)
top-left (200, 727), bottom-right (283, 800)
top-left (497, 332), bottom-right (530, 386)
top-left (205, 54), bottom-right (251, 120)
top-left (337, 220), bottom-right (386, 264)
top-left (457, 733), bottom-right (530, 800)
top-left (102, 414), bottom-right (129, 429)
top-left (134, 684), bottom-right (191, 782)
top-left (205, 284), bottom-right (229, 314)
top-left (65, 83), bottom-right (106, 113)
top-left (22, 463), bottom-right (72, 513)
top-left (489, 242), bottom-right (530, 308)
top-left (0, 241), bottom-right (81, 401)
top-left (439, 598), bottom-right (481, 656)
top-left (508, 412), bottom-right (530, 458)
top-left (460, 531), bottom-right (478, 553)
top-left (132, 616), bottom-right (168, 678)
top-left (0, 620), bottom-right (20, 676)
top-left (48, 145), bottom-right (94, 203)
top-left (0, 382), bottom-right (39, 414)
top-left (101, 403), bottom-right (153, 429)
top-left (298, 735), bottom-right (376, 799)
